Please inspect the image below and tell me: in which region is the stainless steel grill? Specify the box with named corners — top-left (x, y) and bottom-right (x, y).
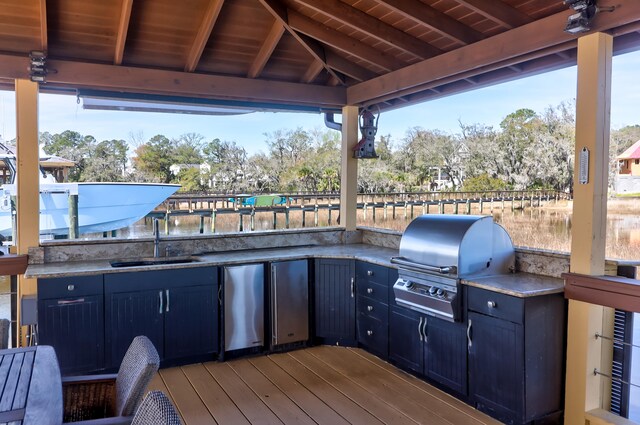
top-left (392, 215), bottom-right (515, 322)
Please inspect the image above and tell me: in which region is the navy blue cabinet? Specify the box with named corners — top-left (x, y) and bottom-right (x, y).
top-left (467, 287), bottom-right (565, 424)
top-left (356, 262), bottom-right (390, 359)
top-left (389, 305), bottom-right (423, 373)
top-left (314, 259), bottom-right (356, 346)
top-left (105, 267), bottom-right (218, 368)
top-left (38, 275), bottom-right (104, 375)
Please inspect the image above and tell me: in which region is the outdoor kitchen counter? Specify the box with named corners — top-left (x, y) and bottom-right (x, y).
top-left (25, 243), bottom-right (398, 279)
top-left (462, 273), bottom-right (564, 298)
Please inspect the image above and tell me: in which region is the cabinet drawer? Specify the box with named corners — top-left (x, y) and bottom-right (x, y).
top-left (357, 279), bottom-right (388, 304)
top-left (357, 296), bottom-right (388, 322)
top-left (357, 314), bottom-right (388, 356)
top-left (467, 286), bottom-right (523, 324)
top-left (356, 262), bottom-right (389, 286)
top-left (38, 275), bottom-right (103, 299)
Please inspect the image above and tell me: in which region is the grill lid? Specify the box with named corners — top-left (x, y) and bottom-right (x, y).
top-left (396, 215), bottom-right (514, 277)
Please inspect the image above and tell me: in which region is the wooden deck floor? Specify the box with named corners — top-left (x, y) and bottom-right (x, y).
top-left (149, 346), bottom-right (501, 425)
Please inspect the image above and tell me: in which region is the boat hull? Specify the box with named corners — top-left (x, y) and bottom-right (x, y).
top-left (0, 182), bottom-right (179, 236)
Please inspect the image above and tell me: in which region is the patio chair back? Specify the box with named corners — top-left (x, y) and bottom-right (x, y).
top-left (115, 336), bottom-right (160, 416)
top-left (131, 391), bottom-right (181, 425)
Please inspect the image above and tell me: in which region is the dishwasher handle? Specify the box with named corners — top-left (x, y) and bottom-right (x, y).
top-left (272, 266), bottom-right (278, 345)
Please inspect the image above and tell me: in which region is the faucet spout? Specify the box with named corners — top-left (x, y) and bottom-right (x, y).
top-left (153, 218), bottom-right (160, 258)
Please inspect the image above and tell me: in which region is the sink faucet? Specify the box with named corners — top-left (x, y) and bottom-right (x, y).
top-left (153, 218), bottom-right (160, 258)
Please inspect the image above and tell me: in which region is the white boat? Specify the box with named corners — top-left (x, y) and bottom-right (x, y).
top-left (0, 150), bottom-right (179, 237)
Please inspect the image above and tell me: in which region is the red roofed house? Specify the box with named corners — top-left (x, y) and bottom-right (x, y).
top-left (616, 139), bottom-right (640, 193)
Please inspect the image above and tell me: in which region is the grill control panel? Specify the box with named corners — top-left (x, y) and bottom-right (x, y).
top-left (393, 277), bottom-right (460, 322)
top-left (396, 278), bottom-right (454, 300)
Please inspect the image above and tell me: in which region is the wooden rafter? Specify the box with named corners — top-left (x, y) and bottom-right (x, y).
top-left (375, 0), bottom-right (483, 45)
top-left (0, 54), bottom-right (346, 108)
top-left (248, 21), bottom-right (285, 78)
top-left (288, 10), bottom-right (399, 72)
top-left (325, 49), bottom-right (376, 81)
top-left (348, 0), bottom-right (640, 105)
top-left (39, 0), bottom-right (47, 51)
top-left (114, 0), bottom-right (133, 65)
top-left (301, 60), bottom-right (324, 83)
top-left (454, 0), bottom-right (532, 29)
top-left (185, 0), bottom-right (224, 72)
top-left (257, 0), bottom-right (345, 85)
top-left (295, 0), bottom-right (441, 59)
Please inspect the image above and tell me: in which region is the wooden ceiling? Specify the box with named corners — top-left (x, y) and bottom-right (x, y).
top-left (1, 0), bottom-right (640, 112)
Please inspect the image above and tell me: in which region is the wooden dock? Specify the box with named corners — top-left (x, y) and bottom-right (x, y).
top-left (149, 346), bottom-right (501, 425)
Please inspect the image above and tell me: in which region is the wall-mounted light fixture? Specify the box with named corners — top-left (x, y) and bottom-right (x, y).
top-left (29, 51), bottom-right (47, 83)
top-left (563, 0), bottom-right (615, 34)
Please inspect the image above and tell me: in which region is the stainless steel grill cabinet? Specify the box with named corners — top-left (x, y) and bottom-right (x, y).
top-left (392, 215), bottom-right (515, 322)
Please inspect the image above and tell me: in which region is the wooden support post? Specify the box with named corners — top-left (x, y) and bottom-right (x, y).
top-left (454, 201), bottom-right (459, 215)
top-left (199, 215), bottom-right (205, 234)
top-left (340, 105), bottom-right (358, 231)
top-left (409, 203), bottom-right (414, 219)
top-left (328, 206), bottom-right (332, 225)
top-left (314, 205), bottom-right (319, 227)
top-left (403, 202), bottom-right (408, 219)
top-left (426, 203), bottom-right (430, 214)
top-left (68, 194), bottom-right (79, 239)
top-left (363, 202), bottom-right (367, 220)
top-left (285, 206), bottom-right (290, 229)
top-left (392, 202), bottom-right (396, 219)
top-left (438, 201), bottom-right (444, 214)
top-left (302, 208), bottom-right (306, 227)
top-left (272, 210), bottom-right (277, 230)
top-left (238, 213), bottom-right (244, 232)
top-left (164, 212), bottom-right (170, 235)
top-left (211, 209), bottom-right (217, 233)
top-left (565, 32), bottom-right (613, 425)
top-left (383, 202), bottom-right (388, 220)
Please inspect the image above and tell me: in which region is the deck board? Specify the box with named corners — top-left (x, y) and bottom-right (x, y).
top-left (152, 347), bottom-right (500, 425)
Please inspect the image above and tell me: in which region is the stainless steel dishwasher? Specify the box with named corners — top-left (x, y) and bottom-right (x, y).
top-left (224, 264), bottom-right (264, 352)
top-left (270, 259), bottom-right (309, 347)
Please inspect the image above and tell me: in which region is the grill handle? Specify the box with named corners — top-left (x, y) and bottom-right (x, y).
top-left (391, 257), bottom-right (455, 275)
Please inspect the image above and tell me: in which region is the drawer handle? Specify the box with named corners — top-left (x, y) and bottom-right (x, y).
top-left (487, 301), bottom-right (496, 308)
top-left (67, 284), bottom-right (75, 291)
top-left (350, 278), bottom-right (355, 298)
top-left (367, 330), bottom-right (373, 336)
top-left (367, 270), bottom-right (373, 276)
top-left (58, 298), bottom-right (84, 305)
top-left (467, 319), bottom-right (473, 349)
top-left (367, 288), bottom-right (373, 294)
top-left (367, 305), bottom-right (373, 312)
top-left (418, 317), bottom-right (424, 342)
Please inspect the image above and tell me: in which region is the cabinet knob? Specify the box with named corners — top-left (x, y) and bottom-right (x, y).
top-left (367, 270), bottom-right (373, 276)
top-left (367, 330), bottom-right (373, 336)
top-left (367, 287), bottom-right (373, 294)
top-left (67, 284), bottom-right (75, 291)
top-left (367, 305), bottom-right (373, 312)
top-left (487, 300), bottom-right (496, 308)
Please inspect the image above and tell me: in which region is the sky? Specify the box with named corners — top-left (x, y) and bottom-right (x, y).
top-left (0, 50), bottom-right (639, 156)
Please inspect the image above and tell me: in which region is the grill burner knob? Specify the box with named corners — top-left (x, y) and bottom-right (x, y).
top-left (436, 288), bottom-right (445, 297)
top-left (405, 281), bottom-right (414, 289)
top-left (428, 286), bottom-right (437, 296)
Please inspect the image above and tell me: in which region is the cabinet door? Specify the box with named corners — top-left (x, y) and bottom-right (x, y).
top-left (38, 294), bottom-right (104, 375)
top-left (468, 311), bottom-right (524, 423)
top-left (105, 289), bottom-right (164, 369)
top-left (314, 259), bottom-right (356, 345)
top-left (388, 306), bottom-right (423, 374)
top-left (164, 283), bottom-right (218, 360)
top-left (424, 316), bottom-right (467, 395)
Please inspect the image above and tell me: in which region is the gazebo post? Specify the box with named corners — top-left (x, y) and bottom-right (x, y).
top-left (340, 105), bottom-right (358, 231)
top-left (15, 79), bottom-right (41, 345)
top-left (564, 32), bottom-right (613, 425)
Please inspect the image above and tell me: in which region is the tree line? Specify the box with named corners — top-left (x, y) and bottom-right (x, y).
top-left (36, 102), bottom-right (640, 193)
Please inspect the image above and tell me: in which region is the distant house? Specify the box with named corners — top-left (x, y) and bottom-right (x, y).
top-left (0, 141), bottom-right (75, 183)
top-left (615, 139), bottom-right (640, 193)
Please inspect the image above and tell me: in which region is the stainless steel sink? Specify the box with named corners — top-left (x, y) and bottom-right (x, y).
top-left (109, 256), bottom-right (201, 268)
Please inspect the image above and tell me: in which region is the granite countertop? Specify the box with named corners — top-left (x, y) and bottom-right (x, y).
top-left (25, 244), bottom-right (398, 279)
top-left (26, 244), bottom-right (564, 297)
top-left (462, 273), bottom-right (564, 298)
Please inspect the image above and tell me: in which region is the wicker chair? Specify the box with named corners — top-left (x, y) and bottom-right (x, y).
top-left (62, 335), bottom-right (160, 424)
top-left (131, 391), bottom-right (181, 425)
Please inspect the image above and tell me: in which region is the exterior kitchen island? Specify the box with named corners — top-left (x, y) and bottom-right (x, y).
top-left (25, 227), bottom-right (566, 425)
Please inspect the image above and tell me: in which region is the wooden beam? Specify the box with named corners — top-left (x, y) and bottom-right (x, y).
top-left (185, 0), bottom-right (224, 72)
top-left (258, 0), bottom-right (345, 85)
top-left (325, 50), bottom-right (376, 81)
top-left (347, 0), bottom-right (640, 105)
top-left (340, 105), bottom-right (358, 231)
top-left (247, 21), bottom-right (284, 78)
top-left (296, 0), bottom-right (441, 59)
top-left (114, 0), bottom-right (133, 65)
top-left (454, 0), bottom-right (532, 29)
top-left (0, 54), bottom-right (346, 107)
top-left (375, 0), bottom-right (483, 45)
top-left (288, 10), bottom-right (399, 72)
top-left (39, 0), bottom-right (47, 51)
top-left (301, 60), bottom-right (324, 83)
top-left (565, 32), bottom-right (613, 425)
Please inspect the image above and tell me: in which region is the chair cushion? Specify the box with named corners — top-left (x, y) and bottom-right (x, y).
top-left (131, 391), bottom-right (181, 425)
